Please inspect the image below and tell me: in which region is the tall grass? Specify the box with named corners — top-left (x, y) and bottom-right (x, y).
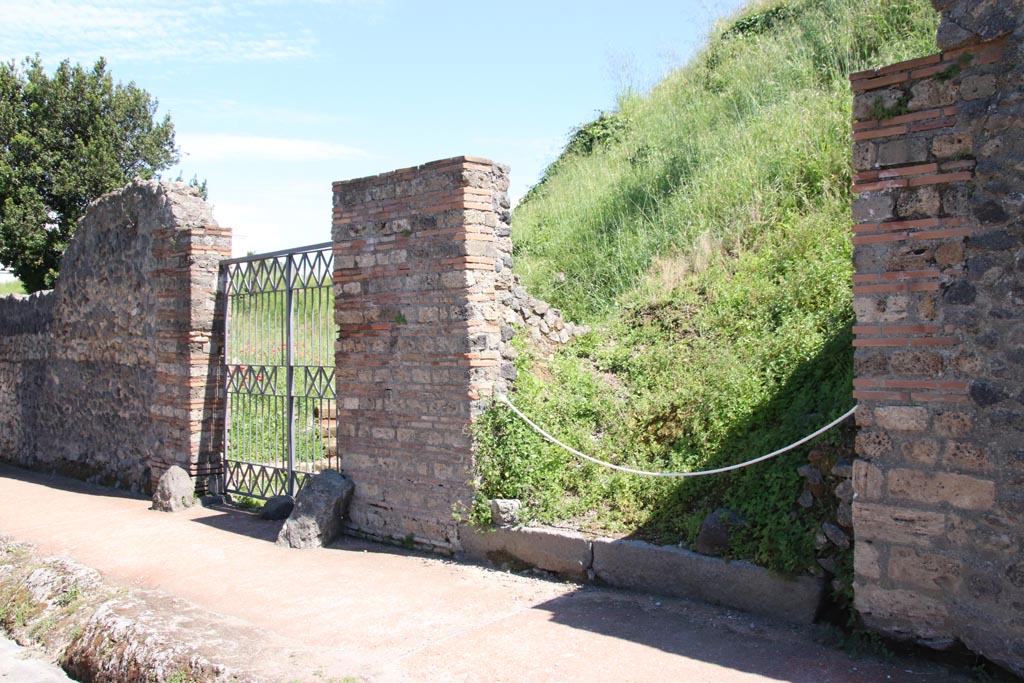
top-left (513, 0), bottom-right (939, 320)
top-left (476, 0), bottom-right (939, 574)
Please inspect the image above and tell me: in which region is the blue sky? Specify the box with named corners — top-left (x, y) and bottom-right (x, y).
top-left (2, 0), bottom-right (749, 256)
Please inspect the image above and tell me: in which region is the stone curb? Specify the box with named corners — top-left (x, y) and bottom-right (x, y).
top-left (592, 538), bottom-right (824, 624)
top-left (458, 525), bottom-right (824, 624)
top-left (459, 525), bottom-right (592, 581)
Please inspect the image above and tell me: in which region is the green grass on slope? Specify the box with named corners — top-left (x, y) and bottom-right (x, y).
top-left (0, 280), bottom-right (26, 295)
top-left (474, 0), bottom-right (938, 575)
top-left (513, 0), bottom-right (939, 321)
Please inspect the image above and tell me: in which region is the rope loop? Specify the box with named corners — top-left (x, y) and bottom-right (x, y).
top-left (495, 393), bottom-right (857, 478)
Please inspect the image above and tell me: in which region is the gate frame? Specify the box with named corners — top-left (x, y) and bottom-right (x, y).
top-left (218, 241), bottom-right (336, 499)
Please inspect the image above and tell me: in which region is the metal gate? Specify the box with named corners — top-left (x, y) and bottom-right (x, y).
top-left (220, 242), bottom-right (338, 500)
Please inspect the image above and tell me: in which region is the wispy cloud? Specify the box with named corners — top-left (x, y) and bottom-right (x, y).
top-left (162, 97), bottom-right (354, 128)
top-left (0, 0), bottom-right (383, 64)
top-left (178, 133), bottom-right (369, 162)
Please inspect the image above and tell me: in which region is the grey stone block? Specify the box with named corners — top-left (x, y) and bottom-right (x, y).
top-left (488, 498), bottom-right (521, 526)
top-left (592, 538), bottom-right (825, 624)
top-left (458, 526), bottom-right (592, 580)
top-left (151, 466), bottom-right (195, 512)
top-left (277, 470), bottom-right (354, 549)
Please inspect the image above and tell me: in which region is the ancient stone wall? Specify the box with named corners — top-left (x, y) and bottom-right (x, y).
top-left (850, 1), bottom-right (1023, 674)
top-left (0, 181), bottom-right (230, 493)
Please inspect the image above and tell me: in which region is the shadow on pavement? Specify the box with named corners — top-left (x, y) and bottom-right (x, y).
top-left (530, 587), bottom-right (963, 683)
top-left (189, 505), bottom-right (284, 543)
top-left (0, 463), bottom-right (147, 501)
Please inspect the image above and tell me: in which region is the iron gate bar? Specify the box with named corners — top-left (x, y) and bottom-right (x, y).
top-left (286, 254), bottom-right (295, 495)
top-left (219, 242), bottom-right (337, 501)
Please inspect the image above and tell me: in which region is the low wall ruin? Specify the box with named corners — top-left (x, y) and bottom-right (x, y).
top-left (0, 181), bottom-right (230, 493)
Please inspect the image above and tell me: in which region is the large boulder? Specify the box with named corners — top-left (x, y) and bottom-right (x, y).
top-left (152, 466), bottom-right (195, 512)
top-left (276, 470), bottom-right (354, 549)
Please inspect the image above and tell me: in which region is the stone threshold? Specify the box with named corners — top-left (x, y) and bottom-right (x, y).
top-left (458, 524), bottom-right (825, 625)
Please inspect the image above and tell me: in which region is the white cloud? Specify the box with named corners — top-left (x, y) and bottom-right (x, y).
top-left (178, 134), bottom-right (369, 163)
top-left (212, 194), bottom-right (332, 257)
top-left (162, 97), bottom-right (353, 128)
top-left (0, 0), bottom-right (381, 63)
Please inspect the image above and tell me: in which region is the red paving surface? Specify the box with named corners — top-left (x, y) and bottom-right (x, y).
top-left (0, 465), bottom-right (978, 683)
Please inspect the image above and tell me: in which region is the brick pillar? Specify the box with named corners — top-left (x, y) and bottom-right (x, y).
top-left (850, 15), bottom-right (1024, 673)
top-left (151, 221), bottom-right (232, 492)
top-left (332, 156), bottom-right (510, 551)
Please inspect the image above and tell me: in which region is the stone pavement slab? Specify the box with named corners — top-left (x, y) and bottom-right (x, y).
top-left (0, 465), bottom-right (984, 683)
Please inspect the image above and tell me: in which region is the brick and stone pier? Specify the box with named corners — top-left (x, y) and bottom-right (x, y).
top-left (849, 2), bottom-right (1023, 673)
top-left (331, 157), bottom-right (513, 550)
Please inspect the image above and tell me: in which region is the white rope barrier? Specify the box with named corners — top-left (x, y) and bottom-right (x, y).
top-left (495, 393), bottom-right (857, 478)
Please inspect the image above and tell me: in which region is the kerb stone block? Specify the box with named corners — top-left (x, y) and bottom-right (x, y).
top-left (591, 538), bottom-right (824, 624)
top-left (458, 525), bottom-right (592, 581)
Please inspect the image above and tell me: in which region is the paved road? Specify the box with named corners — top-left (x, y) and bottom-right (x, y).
top-left (0, 465), bottom-right (983, 683)
top-left (0, 636), bottom-right (74, 682)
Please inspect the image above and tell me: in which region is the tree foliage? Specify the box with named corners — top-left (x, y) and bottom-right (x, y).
top-left (0, 56), bottom-right (178, 292)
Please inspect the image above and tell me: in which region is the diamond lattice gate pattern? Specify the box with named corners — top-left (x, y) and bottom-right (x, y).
top-left (219, 243), bottom-right (338, 500)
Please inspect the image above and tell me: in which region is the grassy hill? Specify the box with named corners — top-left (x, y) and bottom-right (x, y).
top-left (474, 0), bottom-right (939, 577)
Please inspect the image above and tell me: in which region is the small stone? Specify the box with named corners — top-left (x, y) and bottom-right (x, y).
top-left (970, 381), bottom-right (1008, 407)
top-left (835, 480), bottom-right (854, 502)
top-left (931, 133), bottom-right (972, 159)
top-left (836, 503), bottom-right (853, 528)
top-left (817, 556), bottom-right (838, 574)
top-left (959, 74), bottom-right (997, 101)
top-left (943, 280), bottom-right (977, 305)
top-left (874, 406), bottom-right (929, 432)
top-left (814, 531), bottom-right (829, 550)
top-left (695, 508), bottom-right (745, 557)
top-left (489, 498), bottom-right (522, 526)
top-left (798, 490), bottom-right (814, 508)
top-left (917, 637), bottom-right (958, 652)
top-left (877, 137), bottom-right (928, 167)
top-left (822, 522), bottom-right (851, 550)
top-left (891, 349), bottom-right (945, 376)
top-left (261, 495), bottom-right (294, 520)
top-left (831, 459), bottom-right (853, 478)
top-left (500, 361), bottom-right (518, 381)
top-left (797, 464), bottom-right (823, 485)
top-left (853, 141), bottom-right (876, 170)
top-left (852, 194), bottom-right (894, 223)
top-left (933, 241), bottom-right (964, 268)
top-left (896, 186), bottom-right (940, 219)
top-left (806, 448), bottom-right (827, 468)
top-left (152, 466), bottom-right (195, 512)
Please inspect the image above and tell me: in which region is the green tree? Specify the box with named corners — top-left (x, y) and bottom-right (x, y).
top-left (0, 56), bottom-right (178, 292)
